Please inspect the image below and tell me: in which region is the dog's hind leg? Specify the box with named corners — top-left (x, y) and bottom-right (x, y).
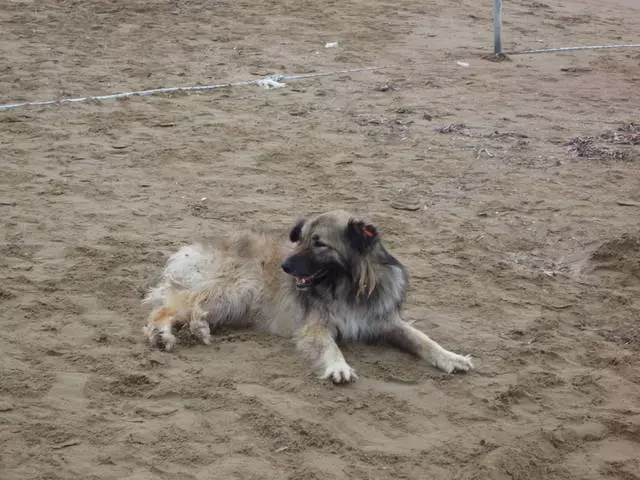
top-left (143, 305), bottom-right (187, 351)
top-left (384, 320), bottom-right (473, 374)
top-left (187, 296), bottom-right (212, 346)
top-left (144, 264), bottom-right (261, 350)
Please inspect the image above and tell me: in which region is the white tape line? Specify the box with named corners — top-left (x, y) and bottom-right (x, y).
top-left (0, 67), bottom-right (385, 112)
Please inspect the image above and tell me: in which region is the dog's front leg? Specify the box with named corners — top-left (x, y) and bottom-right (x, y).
top-left (386, 319), bottom-right (473, 374)
top-left (295, 323), bottom-right (357, 384)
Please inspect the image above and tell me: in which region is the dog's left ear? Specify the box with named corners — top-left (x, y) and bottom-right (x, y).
top-left (347, 219), bottom-right (379, 252)
top-left (289, 220), bottom-right (305, 243)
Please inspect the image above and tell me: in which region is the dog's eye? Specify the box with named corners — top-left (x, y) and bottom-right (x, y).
top-left (312, 236), bottom-right (327, 248)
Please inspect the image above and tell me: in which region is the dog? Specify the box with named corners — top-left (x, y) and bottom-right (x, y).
top-left (142, 210), bottom-right (473, 383)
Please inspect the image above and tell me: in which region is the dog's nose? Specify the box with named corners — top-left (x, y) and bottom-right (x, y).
top-left (281, 259), bottom-right (294, 274)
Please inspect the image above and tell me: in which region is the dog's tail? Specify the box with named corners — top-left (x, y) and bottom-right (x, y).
top-left (142, 244), bottom-right (213, 307)
top-left (142, 274), bottom-right (188, 306)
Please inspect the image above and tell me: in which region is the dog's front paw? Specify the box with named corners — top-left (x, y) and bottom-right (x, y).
top-left (143, 325), bottom-right (177, 352)
top-left (321, 361), bottom-right (358, 384)
top-left (189, 318), bottom-right (212, 345)
top-left (433, 350), bottom-right (474, 374)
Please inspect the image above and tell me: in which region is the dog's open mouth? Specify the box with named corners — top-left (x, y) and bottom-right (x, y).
top-left (294, 270), bottom-right (327, 289)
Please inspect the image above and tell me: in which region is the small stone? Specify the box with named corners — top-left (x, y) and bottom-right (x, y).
top-left (0, 401), bottom-right (14, 412)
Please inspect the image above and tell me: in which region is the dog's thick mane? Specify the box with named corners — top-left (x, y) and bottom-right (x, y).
top-left (352, 243), bottom-right (401, 295)
top-left (349, 242), bottom-right (408, 312)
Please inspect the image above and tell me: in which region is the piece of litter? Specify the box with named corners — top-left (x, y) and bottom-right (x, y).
top-left (456, 61), bottom-right (470, 67)
top-left (200, 197), bottom-right (208, 202)
top-left (616, 200), bottom-right (640, 207)
top-left (544, 303), bottom-right (574, 310)
top-left (390, 202), bottom-right (421, 212)
top-left (476, 148), bottom-right (494, 158)
top-left (325, 42), bottom-right (339, 48)
top-left (275, 446), bottom-right (289, 453)
top-left (52, 440), bottom-right (81, 450)
top-left (257, 77), bottom-right (287, 89)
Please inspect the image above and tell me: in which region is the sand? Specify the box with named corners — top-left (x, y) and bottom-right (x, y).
top-left (1, 0), bottom-right (639, 478)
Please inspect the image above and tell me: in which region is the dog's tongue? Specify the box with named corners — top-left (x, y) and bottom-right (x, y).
top-left (296, 273), bottom-right (316, 285)
top-left (296, 276), bottom-right (311, 285)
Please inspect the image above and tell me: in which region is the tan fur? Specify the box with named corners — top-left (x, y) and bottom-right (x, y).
top-left (142, 210), bottom-right (473, 383)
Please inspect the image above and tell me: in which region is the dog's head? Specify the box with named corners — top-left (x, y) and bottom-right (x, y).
top-left (281, 210), bottom-right (380, 291)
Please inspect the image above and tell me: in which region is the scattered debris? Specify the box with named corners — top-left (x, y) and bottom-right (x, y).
top-left (476, 148), bottom-right (494, 158)
top-left (257, 77), bottom-right (287, 89)
top-left (616, 200), bottom-right (640, 207)
top-left (490, 130), bottom-right (529, 139)
top-left (566, 136), bottom-right (627, 160)
top-left (394, 106), bottom-right (415, 114)
top-left (560, 67), bottom-right (593, 74)
top-left (335, 158), bottom-right (353, 166)
top-left (437, 123), bottom-right (468, 134)
top-left (52, 440), bottom-right (81, 450)
top-left (390, 202), bottom-right (421, 211)
top-left (374, 82), bottom-right (396, 92)
top-left (600, 123), bottom-right (639, 145)
top-left (355, 114), bottom-right (386, 126)
top-left (566, 123), bottom-right (637, 161)
top-left (135, 406), bottom-right (178, 417)
top-left (481, 53), bottom-right (511, 62)
top-left (543, 303), bottom-right (574, 310)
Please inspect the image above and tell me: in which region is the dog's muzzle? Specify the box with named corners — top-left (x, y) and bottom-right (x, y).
top-left (281, 257), bottom-right (327, 290)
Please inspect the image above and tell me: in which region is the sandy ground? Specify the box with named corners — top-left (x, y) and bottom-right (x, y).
top-left (1, 0), bottom-right (640, 478)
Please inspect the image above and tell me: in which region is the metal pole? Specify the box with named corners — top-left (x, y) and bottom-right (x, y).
top-left (494, 0), bottom-right (503, 55)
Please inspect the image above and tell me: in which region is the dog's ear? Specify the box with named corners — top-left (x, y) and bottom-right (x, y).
top-left (289, 220), bottom-right (305, 243)
top-left (346, 219), bottom-right (379, 252)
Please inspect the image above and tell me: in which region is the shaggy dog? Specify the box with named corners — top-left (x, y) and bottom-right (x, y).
top-left (143, 210), bottom-right (473, 383)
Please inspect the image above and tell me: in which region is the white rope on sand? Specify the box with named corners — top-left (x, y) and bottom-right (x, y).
top-left (3, 43), bottom-right (637, 111)
top-left (507, 43), bottom-right (640, 55)
top-left (0, 66), bottom-right (386, 112)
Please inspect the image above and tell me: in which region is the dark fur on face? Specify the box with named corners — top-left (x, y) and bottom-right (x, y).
top-left (281, 211), bottom-right (405, 299)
